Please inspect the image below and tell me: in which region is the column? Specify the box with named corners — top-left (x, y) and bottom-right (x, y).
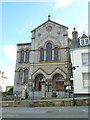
top-left (41, 83), bottom-right (46, 98)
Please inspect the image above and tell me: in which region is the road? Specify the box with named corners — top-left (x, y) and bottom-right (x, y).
top-left (1, 106), bottom-right (89, 118)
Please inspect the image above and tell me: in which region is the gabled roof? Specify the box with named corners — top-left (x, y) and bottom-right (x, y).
top-left (80, 31), bottom-right (88, 39)
top-left (31, 19), bottom-right (68, 33)
top-left (70, 31), bottom-right (90, 49)
top-left (81, 34), bottom-right (88, 39)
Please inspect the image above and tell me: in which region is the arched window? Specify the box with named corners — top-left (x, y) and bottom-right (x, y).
top-left (19, 69), bottom-right (23, 83)
top-left (46, 43), bottom-right (52, 61)
top-left (54, 47), bottom-right (58, 61)
top-left (24, 69), bottom-right (29, 83)
top-left (25, 50), bottom-right (29, 63)
top-left (40, 48), bottom-right (44, 62)
top-left (20, 50), bottom-right (24, 63)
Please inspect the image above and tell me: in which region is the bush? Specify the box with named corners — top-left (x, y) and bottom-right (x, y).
top-left (2, 92), bottom-right (7, 97)
top-left (7, 87), bottom-right (13, 95)
top-left (51, 92), bottom-right (57, 97)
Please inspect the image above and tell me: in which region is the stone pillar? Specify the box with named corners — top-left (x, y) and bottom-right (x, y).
top-left (41, 83), bottom-right (46, 98)
top-left (21, 88), bottom-right (26, 99)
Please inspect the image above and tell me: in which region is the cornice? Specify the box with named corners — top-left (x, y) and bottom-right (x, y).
top-left (17, 43), bottom-right (31, 46)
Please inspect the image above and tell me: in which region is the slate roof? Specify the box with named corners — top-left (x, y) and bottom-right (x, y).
top-left (70, 31), bottom-right (89, 49)
top-left (70, 38), bottom-right (80, 49)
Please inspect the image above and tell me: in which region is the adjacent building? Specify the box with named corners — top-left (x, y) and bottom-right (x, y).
top-left (88, 1), bottom-right (90, 36)
top-left (0, 69), bottom-right (7, 92)
top-left (70, 29), bottom-right (90, 97)
top-left (14, 15), bottom-right (71, 96)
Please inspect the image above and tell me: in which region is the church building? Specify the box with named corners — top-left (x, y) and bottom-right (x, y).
top-left (14, 15), bottom-right (71, 96)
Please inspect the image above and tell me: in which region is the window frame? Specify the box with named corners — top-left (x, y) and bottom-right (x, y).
top-left (80, 38), bottom-right (89, 46)
top-left (40, 48), bottom-right (44, 62)
top-left (54, 47), bottom-right (59, 61)
top-left (82, 52), bottom-right (90, 66)
top-left (25, 50), bottom-right (30, 63)
top-left (82, 72), bottom-right (90, 88)
top-left (20, 50), bottom-right (24, 63)
top-left (24, 69), bottom-right (29, 83)
top-left (19, 69), bottom-right (23, 83)
top-left (46, 42), bottom-right (52, 62)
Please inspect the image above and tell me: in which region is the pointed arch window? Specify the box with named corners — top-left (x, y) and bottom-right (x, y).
top-left (20, 50), bottom-right (24, 63)
top-left (19, 69), bottom-right (23, 83)
top-left (40, 48), bottom-right (44, 62)
top-left (46, 43), bottom-right (52, 61)
top-left (25, 50), bottom-right (29, 63)
top-left (24, 69), bottom-right (29, 83)
top-left (54, 47), bottom-right (58, 61)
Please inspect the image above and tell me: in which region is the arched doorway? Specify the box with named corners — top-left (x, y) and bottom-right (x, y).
top-left (52, 74), bottom-right (64, 91)
top-left (34, 74), bottom-right (46, 91)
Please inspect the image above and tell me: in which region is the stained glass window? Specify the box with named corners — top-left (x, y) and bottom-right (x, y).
top-left (25, 50), bottom-right (29, 63)
top-left (24, 69), bottom-right (29, 83)
top-left (19, 69), bottom-right (23, 83)
top-left (20, 50), bottom-right (24, 63)
top-left (46, 43), bottom-right (52, 61)
top-left (40, 48), bottom-right (44, 62)
top-left (54, 47), bottom-right (58, 61)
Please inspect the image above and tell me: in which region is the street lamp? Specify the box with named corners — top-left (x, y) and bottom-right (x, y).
top-left (71, 64), bottom-right (79, 106)
top-left (65, 47), bottom-right (71, 98)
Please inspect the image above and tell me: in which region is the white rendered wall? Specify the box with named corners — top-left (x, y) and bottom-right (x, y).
top-left (71, 47), bottom-right (90, 94)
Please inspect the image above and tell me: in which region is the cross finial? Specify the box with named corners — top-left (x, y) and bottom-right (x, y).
top-left (48, 15), bottom-right (50, 21)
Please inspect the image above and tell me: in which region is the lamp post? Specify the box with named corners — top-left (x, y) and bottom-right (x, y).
top-left (71, 65), bottom-right (79, 106)
top-left (65, 47), bottom-right (71, 98)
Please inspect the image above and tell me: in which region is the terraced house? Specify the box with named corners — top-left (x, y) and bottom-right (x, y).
top-left (70, 30), bottom-right (90, 97)
top-left (14, 15), bottom-right (71, 97)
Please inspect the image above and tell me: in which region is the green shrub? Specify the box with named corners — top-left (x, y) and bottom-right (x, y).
top-left (51, 92), bottom-right (57, 97)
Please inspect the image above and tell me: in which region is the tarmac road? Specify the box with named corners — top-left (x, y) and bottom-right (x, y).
top-left (1, 106), bottom-right (89, 118)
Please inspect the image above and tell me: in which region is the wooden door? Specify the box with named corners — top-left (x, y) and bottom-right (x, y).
top-left (56, 81), bottom-right (64, 91)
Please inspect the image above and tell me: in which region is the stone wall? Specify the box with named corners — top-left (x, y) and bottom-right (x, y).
top-left (29, 91), bottom-right (67, 99)
top-left (1, 98), bottom-right (90, 107)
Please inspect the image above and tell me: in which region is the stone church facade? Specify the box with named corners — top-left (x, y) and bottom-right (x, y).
top-left (14, 16), bottom-right (70, 95)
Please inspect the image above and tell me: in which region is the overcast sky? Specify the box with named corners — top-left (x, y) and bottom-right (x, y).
top-left (0, 0), bottom-right (89, 86)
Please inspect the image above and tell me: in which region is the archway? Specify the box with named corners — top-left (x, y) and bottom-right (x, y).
top-left (52, 74), bottom-right (64, 91)
top-left (34, 74), bottom-right (46, 91)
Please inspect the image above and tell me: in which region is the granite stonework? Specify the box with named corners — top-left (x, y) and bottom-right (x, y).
top-left (14, 17), bottom-right (70, 96)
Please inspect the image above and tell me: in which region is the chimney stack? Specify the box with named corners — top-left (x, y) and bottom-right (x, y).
top-left (72, 27), bottom-right (78, 40)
